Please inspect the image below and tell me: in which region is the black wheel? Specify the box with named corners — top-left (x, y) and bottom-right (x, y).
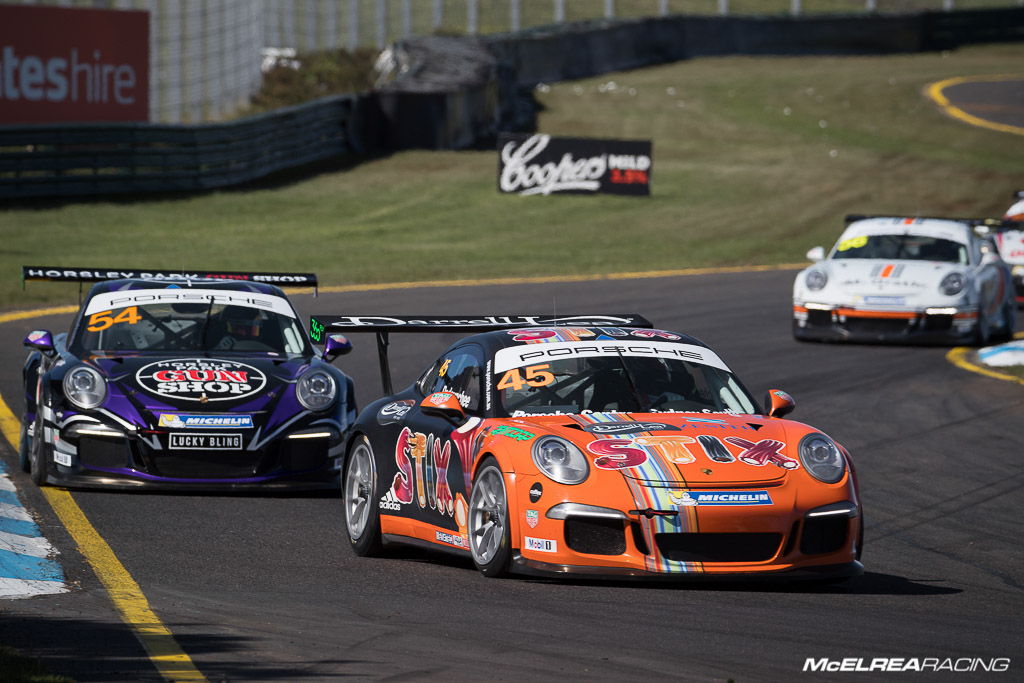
top-left (28, 410), bottom-right (48, 486)
top-left (468, 457), bottom-right (512, 578)
top-left (993, 301), bottom-right (1016, 344)
top-left (343, 436), bottom-right (383, 557)
top-left (18, 420), bottom-right (30, 473)
top-left (973, 309), bottom-right (991, 347)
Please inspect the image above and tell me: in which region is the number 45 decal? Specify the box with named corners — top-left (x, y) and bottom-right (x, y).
top-left (87, 306), bottom-right (142, 332)
top-left (496, 364), bottom-right (554, 391)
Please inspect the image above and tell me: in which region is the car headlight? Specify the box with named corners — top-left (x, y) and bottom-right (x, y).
top-left (939, 272), bottom-right (965, 296)
top-left (531, 436), bottom-right (589, 485)
top-left (296, 370), bottom-right (337, 411)
top-left (63, 364), bottom-right (107, 410)
top-left (805, 269), bottom-right (828, 291)
top-left (1012, 265), bottom-right (1024, 277)
top-left (798, 433), bottom-right (846, 484)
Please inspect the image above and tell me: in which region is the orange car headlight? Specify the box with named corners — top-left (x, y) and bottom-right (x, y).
top-left (531, 436), bottom-right (589, 485)
top-left (798, 433), bottom-right (846, 484)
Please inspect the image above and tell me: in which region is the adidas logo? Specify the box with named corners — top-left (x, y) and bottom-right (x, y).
top-left (378, 489), bottom-right (403, 511)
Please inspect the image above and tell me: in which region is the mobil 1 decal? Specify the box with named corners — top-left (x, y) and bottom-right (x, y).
top-left (498, 133), bottom-right (652, 196)
top-left (136, 358), bottom-right (266, 402)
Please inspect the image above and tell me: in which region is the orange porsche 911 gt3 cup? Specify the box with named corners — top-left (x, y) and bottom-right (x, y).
top-left (312, 314), bottom-right (863, 581)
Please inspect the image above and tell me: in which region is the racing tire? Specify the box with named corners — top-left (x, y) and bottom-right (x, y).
top-left (992, 301), bottom-right (1016, 344)
top-left (28, 410), bottom-right (48, 487)
top-left (18, 420), bottom-right (30, 473)
top-left (343, 436), bottom-right (383, 557)
top-left (468, 457), bottom-right (512, 578)
top-left (973, 309), bottom-right (991, 347)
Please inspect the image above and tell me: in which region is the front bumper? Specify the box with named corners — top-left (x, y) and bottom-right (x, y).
top-left (38, 419), bottom-right (344, 491)
top-left (793, 303), bottom-right (976, 344)
top-left (511, 478), bottom-right (862, 581)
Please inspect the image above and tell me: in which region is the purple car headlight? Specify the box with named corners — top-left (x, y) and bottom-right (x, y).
top-left (296, 370), bottom-right (336, 411)
top-left (63, 364), bottom-right (107, 410)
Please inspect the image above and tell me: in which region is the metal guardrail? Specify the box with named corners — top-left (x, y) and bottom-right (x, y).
top-left (0, 95), bottom-right (360, 198)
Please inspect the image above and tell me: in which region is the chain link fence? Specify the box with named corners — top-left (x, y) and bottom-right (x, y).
top-left (15, 0), bottom-right (1024, 122)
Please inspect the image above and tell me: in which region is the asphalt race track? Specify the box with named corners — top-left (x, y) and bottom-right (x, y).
top-left (1, 269), bottom-right (1021, 681)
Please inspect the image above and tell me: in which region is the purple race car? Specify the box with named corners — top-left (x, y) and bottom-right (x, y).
top-left (20, 266), bottom-right (355, 490)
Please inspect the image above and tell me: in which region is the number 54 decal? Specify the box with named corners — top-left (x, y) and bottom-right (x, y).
top-left (496, 364), bottom-right (555, 391)
top-left (87, 306), bottom-right (142, 332)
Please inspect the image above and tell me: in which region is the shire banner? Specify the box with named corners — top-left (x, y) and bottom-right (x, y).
top-left (498, 133), bottom-right (652, 196)
top-left (0, 4), bottom-right (149, 123)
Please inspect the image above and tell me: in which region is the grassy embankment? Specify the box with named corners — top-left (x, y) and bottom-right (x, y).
top-left (0, 43), bottom-right (1021, 311)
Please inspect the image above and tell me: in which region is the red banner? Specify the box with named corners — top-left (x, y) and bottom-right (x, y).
top-left (0, 4), bottom-right (149, 124)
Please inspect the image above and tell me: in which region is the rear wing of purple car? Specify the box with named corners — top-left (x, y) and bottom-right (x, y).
top-left (23, 266), bottom-right (318, 294)
top-left (308, 314), bottom-right (654, 394)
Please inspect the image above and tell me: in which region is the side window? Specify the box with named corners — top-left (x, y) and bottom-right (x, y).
top-left (423, 345), bottom-right (484, 414)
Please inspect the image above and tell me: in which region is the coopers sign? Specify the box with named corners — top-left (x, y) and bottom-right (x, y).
top-left (498, 133), bottom-right (652, 196)
top-left (0, 4), bottom-right (148, 124)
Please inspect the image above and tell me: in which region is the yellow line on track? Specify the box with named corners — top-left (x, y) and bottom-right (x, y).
top-left (0, 380), bottom-right (205, 677)
top-left (946, 332), bottom-right (1024, 387)
top-left (925, 75), bottom-right (1024, 137)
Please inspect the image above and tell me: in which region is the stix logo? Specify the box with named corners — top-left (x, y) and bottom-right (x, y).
top-left (136, 359), bottom-right (266, 402)
top-left (391, 427), bottom-right (455, 516)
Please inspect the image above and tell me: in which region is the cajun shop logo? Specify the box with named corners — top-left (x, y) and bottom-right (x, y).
top-left (136, 358), bottom-right (266, 402)
top-left (498, 133), bottom-right (652, 196)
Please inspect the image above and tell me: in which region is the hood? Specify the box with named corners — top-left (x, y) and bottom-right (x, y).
top-left (520, 412), bottom-right (800, 486)
top-left (828, 259), bottom-right (958, 300)
top-left (90, 354), bottom-right (310, 430)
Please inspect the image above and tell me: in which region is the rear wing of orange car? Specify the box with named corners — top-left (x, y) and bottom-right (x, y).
top-left (308, 314), bottom-right (654, 394)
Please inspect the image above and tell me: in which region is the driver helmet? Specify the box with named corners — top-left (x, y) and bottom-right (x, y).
top-left (220, 305), bottom-right (265, 339)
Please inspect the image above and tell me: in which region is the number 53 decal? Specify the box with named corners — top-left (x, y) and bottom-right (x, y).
top-left (496, 364), bottom-right (555, 391)
top-left (87, 306), bottom-right (142, 332)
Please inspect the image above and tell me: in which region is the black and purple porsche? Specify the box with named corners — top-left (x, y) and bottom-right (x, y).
top-left (20, 267), bottom-right (355, 490)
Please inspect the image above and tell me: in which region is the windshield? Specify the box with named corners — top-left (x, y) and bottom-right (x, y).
top-left (832, 234), bottom-right (968, 264)
top-left (71, 293), bottom-right (310, 355)
top-left (495, 355), bottom-right (758, 417)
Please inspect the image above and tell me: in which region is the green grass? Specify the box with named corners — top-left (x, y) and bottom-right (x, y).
top-left (0, 646), bottom-right (73, 683)
top-left (2, 43), bottom-right (1022, 310)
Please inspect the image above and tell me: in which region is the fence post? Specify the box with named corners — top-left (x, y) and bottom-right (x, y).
top-left (511, 0), bottom-right (521, 31)
top-left (348, 0), bottom-right (358, 50)
top-left (791, 0), bottom-right (801, 15)
top-left (718, 0), bottom-right (729, 16)
top-left (605, 0), bottom-right (614, 19)
top-left (401, 0), bottom-right (411, 37)
top-left (376, 0), bottom-right (386, 49)
top-left (865, 0), bottom-right (876, 11)
top-left (943, 0), bottom-right (954, 9)
top-left (659, 0), bottom-right (668, 15)
top-left (554, 0), bottom-right (565, 23)
top-left (468, 0), bottom-right (478, 34)
top-left (432, 0), bottom-right (443, 29)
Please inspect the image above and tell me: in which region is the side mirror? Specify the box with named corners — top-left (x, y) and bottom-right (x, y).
top-left (806, 246), bottom-right (826, 262)
top-left (765, 389), bottom-right (795, 418)
top-left (420, 392), bottom-right (466, 425)
top-left (24, 330), bottom-right (54, 354)
top-left (322, 334), bottom-right (352, 363)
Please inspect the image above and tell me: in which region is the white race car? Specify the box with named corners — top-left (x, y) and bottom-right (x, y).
top-left (793, 216), bottom-right (1016, 345)
top-left (992, 190), bottom-right (1024, 306)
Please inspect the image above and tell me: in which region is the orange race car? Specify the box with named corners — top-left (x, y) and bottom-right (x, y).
top-left (311, 314), bottom-right (863, 581)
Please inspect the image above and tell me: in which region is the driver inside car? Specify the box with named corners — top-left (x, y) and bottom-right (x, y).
top-left (208, 305), bottom-right (267, 350)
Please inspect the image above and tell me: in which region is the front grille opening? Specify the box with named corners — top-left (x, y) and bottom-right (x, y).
top-left (564, 517), bottom-right (626, 555)
top-left (807, 309), bottom-right (832, 327)
top-left (781, 520), bottom-right (800, 557)
top-left (78, 436), bottom-right (129, 469)
top-left (923, 314), bottom-right (954, 332)
top-left (655, 532), bottom-right (782, 563)
top-left (800, 516), bottom-right (849, 555)
top-left (630, 521), bottom-right (650, 555)
top-left (845, 318), bottom-right (914, 335)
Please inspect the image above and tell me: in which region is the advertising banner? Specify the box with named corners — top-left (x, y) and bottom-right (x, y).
top-left (0, 4), bottom-right (149, 124)
top-left (498, 133), bottom-right (651, 196)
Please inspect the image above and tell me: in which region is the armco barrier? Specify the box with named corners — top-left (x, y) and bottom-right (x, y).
top-left (1, 8), bottom-right (1022, 200)
top-left (0, 95), bottom-right (361, 199)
